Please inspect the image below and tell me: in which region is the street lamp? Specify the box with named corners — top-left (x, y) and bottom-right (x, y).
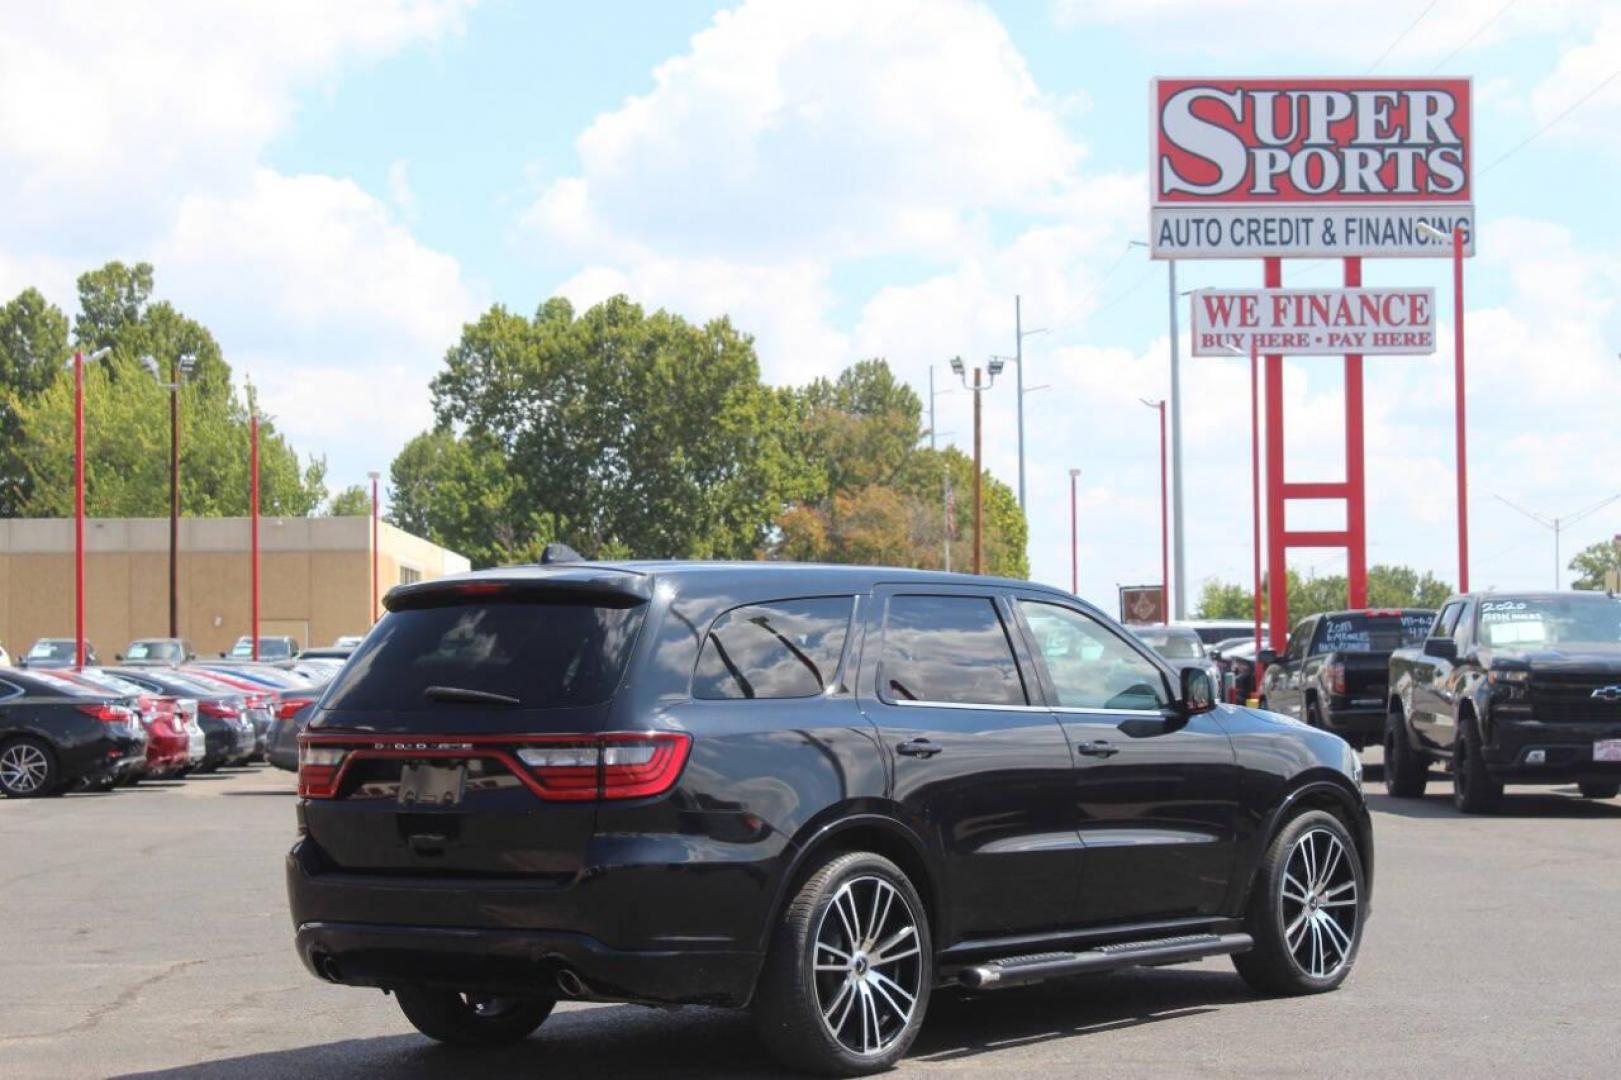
top-left (143, 352), bottom-right (197, 638)
top-left (368, 471), bottom-right (381, 624)
top-left (1418, 220), bottom-right (1470, 592)
top-left (1068, 468), bottom-right (1081, 595)
top-left (72, 347), bottom-right (113, 669)
top-left (1140, 398), bottom-right (1169, 624)
top-left (951, 357), bottom-right (1004, 575)
top-left (246, 377), bottom-right (260, 661)
top-left (1012, 296), bottom-right (1047, 515)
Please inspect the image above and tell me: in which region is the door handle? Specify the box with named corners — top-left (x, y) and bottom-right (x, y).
top-left (1076, 740), bottom-right (1119, 758)
top-left (895, 738), bottom-right (942, 759)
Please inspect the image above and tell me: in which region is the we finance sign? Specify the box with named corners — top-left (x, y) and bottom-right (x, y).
top-left (1190, 288), bottom-right (1437, 356)
top-left (1151, 78), bottom-right (1474, 259)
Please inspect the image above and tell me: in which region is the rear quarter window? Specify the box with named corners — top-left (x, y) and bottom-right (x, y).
top-left (320, 599), bottom-right (645, 712)
top-left (693, 597), bottom-right (855, 700)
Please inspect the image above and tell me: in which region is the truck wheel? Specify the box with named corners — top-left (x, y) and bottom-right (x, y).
top-left (1233, 809), bottom-right (1365, 996)
top-left (393, 988), bottom-right (553, 1046)
top-left (1452, 718), bottom-right (1502, 815)
top-left (1578, 782), bottom-right (1620, 799)
top-left (1383, 712), bottom-right (1428, 798)
top-left (754, 851), bottom-right (932, 1076)
top-left (1305, 702), bottom-right (1324, 729)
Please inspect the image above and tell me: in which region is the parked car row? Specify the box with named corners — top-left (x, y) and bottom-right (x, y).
top-left (0, 634), bottom-right (358, 798)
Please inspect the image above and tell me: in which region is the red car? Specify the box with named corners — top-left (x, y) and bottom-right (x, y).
top-left (54, 668), bottom-right (200, 781)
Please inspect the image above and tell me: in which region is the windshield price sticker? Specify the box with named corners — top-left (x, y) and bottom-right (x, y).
top-left (1191, 287), bottom-right (1436, 357)
top-left (1151, 78), bottom-right (1474, 259)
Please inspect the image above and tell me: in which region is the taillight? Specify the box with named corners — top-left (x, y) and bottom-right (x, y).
top-left (1327, 662), bottom-right (1346, 695)
top-left (77, 703), bottom-right (133, 724)
top-left (518, 733), bottom-right (691, 801)
top-left (298, 745), bottom-right (348, 798)
top-left (199, 700), bottom-right (240, 719)
top-left (276, 697), bottom-right (315, 720)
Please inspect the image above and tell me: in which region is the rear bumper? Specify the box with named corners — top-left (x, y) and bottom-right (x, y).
top-left (293, 920), bottom-right (759, 1006)
top-left (1319, 702), bottom-right (1385, 737)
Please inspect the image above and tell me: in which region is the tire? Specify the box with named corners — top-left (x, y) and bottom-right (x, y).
top-left (1233, 809), bottom-right (1365, 996)
top-left (1383, 710), bottom-right (1428, 798)
top-left (1452, 717), bottom-right (1502, 815)
top-left (1305, 701), bottom-right (1324, 730)
top-left (1578, 782), bottom-right (1620, 799)
top-left (0, 737), bottom-right (60, 799)
top-left (754, 851), bottom-right (932, 1076)
top-left (393, 987), bottom-right (554, 1047)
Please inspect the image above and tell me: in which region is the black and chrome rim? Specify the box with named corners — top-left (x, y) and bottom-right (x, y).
top-left (1280, 827), bottom-right (1358, 979)
top-left (0, 743), bottom-right (49, 794)
top-left (812, 875), bottom-right (922, 1056)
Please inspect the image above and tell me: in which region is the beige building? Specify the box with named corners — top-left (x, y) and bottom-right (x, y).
top-left (0, 516), bottom-right (470, 659)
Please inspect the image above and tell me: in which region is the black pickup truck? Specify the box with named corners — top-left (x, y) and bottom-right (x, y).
top-left (1386, 591), bottom-right (1621, 813)
top-left (1259, 609), bottom-right (1435, 750)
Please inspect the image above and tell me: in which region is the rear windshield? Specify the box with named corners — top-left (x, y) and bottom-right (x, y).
top-left (1314, 612), bottom-right (1433, 653)
top-left (321, 600), bottom-right (645, 712)
top-left (1135, 629), bottom-right (1205, 659)
top-left (126, 641), bottom-right (180, 661)
top-left (28, 640), bottom-right (74, 660)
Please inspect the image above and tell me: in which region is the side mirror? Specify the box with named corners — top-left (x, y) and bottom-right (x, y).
top-left (1257, 649), bottom-right (1278, 666)
top-left (115, 653), bottom-right (124, 662)
top-left (1423, 638), bottom-right (1458, 660)
top-left (1180, 666), bottom-right (1216, 715)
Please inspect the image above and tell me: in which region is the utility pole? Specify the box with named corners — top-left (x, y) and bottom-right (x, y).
top-left (1494, 492), bottom-right (1621, 590)
top-left (951, 356), bottom-right (1004, 575)
top-left (1143, 397), bottom-right (1169, 624)
top-left (1069, 467), bottom-right (1081, 595)
top-left (1166, 260), bottom-right (1187, 619)
top-left (1012, 295), bottom-right (1046, 516)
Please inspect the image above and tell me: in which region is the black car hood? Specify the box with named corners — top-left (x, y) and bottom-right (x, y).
top-left (1488, 645), bottom-right (1621, 676)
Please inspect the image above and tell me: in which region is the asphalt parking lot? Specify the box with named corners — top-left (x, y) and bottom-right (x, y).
top-left (2, 757), bottom-right (1618, 1079)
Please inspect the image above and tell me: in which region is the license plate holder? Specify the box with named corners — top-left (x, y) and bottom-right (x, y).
top-left (1595, 740), bottom-right (1621, 763)
top-left (398, 763), bottom-right (466, 807)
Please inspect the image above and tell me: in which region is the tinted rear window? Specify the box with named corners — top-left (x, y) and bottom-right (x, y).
top-left (880, 595), bottom-right (1027, 706)
top-left (321, 600), bottom-right (645, 712)
top-left (693, 597), bottom-right (853, 700)
top-left (1315, 612), bottom-right (1433, 653)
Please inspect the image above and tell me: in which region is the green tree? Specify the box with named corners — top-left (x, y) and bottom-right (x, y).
top-left (428, 295), bottom-right (810, 560)
top-left (388, 428), bottom-right (542, 567)
top-left (325, 485), bottom-right (372, 516)
top-left (73, 261), bottom-right (156, 353)
top-left (1569, 539), bottom-right (1621, 591)
top-left (0, 288), bottom-right (72, 514)
top-left (1196, 579), bottom-right (1252, 619)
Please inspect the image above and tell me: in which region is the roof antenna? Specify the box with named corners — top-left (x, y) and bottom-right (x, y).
top-left (540, 542), bottom-right (583, 565)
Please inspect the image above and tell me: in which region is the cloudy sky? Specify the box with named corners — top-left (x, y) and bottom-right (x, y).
top-left (4, 0), bottom-right (1619, 608)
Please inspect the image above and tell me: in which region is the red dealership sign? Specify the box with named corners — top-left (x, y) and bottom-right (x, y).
top-left (1190, 288), bottom-right (1436, 356)
top-left (1151, 78), bottom-right (1474, 258)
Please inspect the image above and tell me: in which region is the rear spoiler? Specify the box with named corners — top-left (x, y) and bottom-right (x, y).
top-left (383, 566), bottom-right (653, 612)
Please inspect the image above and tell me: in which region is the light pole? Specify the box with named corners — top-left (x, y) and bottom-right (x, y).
top-left (1419, 221), bottom-right (1470, 592)
top-left (144, 352), bottom-right (196, 638)
top-left (247, 379), bottom-right (260, 662)
top-left (72, 346), bottom-right (113, 669)
top-left (1141, 397), bottom-right (1169, 624)
top-left (951, 356), bottom-right (1004, 575)
top-left (1069, 467), bottom-right (1081, 595)
top-left (369, 471), bottom-right (381, 623)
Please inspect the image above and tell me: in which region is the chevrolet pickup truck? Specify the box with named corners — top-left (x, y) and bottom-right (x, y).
top-left (1386, 591), bottom-right (1621, 813)
top-left (1258, 609), bottom-right (1435, 750)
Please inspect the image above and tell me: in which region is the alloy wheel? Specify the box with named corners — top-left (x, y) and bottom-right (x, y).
top-left (1278, 827), bottom-right (1359, 979)
top-left (0, 742), bottom-right (51, 794)
top-left (812, 874), bottom-right (923, 1057)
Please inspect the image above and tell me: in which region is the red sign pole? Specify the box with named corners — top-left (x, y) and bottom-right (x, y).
top-left (1344, 257), bottom-right (1368, 607)
top-left (73, 350), bottom-right (85, 670)
top-left (1452, 226), bottom-right (1470, 592)
top-left (1263, 258), bottom-right (1287, 654)
top-left (250, 407), bottom-right (260, 662)
top-left (1250, 336), bottom-right (1263, 677)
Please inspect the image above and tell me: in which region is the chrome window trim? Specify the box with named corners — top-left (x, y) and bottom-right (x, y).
top-left (0, 680), bottom-right (23, 702)
top-left (888, 698), bottom-right (1048, 713)
top-left (1051, 705), bottom-right (1169, 717)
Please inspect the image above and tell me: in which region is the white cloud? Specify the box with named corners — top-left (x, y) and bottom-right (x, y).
top-left (1529, 8), bottom-right (1621, 153)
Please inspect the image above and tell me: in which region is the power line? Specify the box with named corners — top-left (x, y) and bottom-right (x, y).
top-left (1428, 0), bottom-right (1518, 73)
top-left (1480, 66), bottom-right (1621, 175)
top-left (1365, 0), bottom-right (1439, 74)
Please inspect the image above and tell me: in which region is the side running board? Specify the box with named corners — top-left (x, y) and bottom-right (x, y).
top-left (958, 932), bottom-right (1253, 990)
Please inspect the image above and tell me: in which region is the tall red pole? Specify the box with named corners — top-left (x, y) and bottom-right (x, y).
top-left (1264, 257), bottom-right (1287, 654)
top-left (1344, 256), bottom-right (1368, 608)
top-left (250, 408), bottom-right (260, 662)
top-left (1069, 468), bottom-right (1079, 595)
top-left (73, 351), bottom-right (85, 670)
top-left (1452, 226), bottom-right (1470, 592)
top-left (1250, 337), bottom-right (1263, 668)
top-left (370, 473), bottom-right (380, 623)
top-left (1157, 400), bottom-right (1169, 624)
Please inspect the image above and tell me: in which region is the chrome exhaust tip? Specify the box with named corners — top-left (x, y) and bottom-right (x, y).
top-left (555, 968), bottom-right (584, 997)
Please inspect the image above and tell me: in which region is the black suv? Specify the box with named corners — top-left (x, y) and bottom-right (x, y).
top-left (287, 562), bottom-right (1373, 1075)
top-left (1388, 591), bottom-right (1621, 812)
